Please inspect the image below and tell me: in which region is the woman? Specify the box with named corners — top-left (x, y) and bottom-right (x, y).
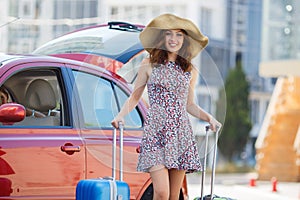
top-left (111, 13), bottom-right (221, 200)
top-left (0, 86), bottom-right (9, 105)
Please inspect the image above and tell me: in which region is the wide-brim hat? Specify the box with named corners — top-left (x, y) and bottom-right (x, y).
top-left (139, 13), bottom-right (209, 59)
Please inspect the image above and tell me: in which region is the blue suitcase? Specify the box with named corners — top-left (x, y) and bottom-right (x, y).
top-left (76, 179), bottom-right (129, 200)
top-left (76, 124), bottom-right (130, 200)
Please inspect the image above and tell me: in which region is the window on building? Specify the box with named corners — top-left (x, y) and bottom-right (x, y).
top-left (200, 8), bottom-right (212, 36)
top-left (9, 0), bottom-right (19, 16)
top-left (124, 6), bottom-right (133, 21)
top-left (20, 0), bottom-right (33, 18)
top-left (165, 5), bottom-right (175, 13)
top-left (53, 0), bottom-right (98, 36)
top-left (137, 6), bottom-right (146, 20)
top-left (197, 93), bottom-right (212, 114)
top-left (250, 99), bottom-right (259, 124)
top-left (111, 6), bottom-right (118, 16)
top-left (151, 6), bottom-right (160, 17)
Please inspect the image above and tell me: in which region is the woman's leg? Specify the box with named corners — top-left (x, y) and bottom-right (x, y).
top-left (168, 169), bottom-right (186, 200)
top-left (149, 165), bottom-right (169, 200)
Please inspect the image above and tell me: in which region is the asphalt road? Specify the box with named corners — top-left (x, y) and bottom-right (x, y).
top-left (186, 173), bottom-right (300, 200)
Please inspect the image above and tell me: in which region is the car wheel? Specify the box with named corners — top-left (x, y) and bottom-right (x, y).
top-left (140, 184), bottom-right (184, 200)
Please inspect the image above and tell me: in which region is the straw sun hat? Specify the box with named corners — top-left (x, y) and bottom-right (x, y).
top-left (139, 13), bottom-right (209, 59)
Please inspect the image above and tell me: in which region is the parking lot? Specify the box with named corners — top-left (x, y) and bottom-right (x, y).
top-left (186, 173), bottom-right (300, 200)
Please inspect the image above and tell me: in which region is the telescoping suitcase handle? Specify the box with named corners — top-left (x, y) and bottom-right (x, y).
top-left (200, 125), bottom-right (221, 200)
top-left (112, 122), bottom-right (124, 181)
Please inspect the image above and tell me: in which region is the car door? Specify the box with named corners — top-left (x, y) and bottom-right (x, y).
top-left (68, 66), bottom-right (151, 199)
top-left (0, 63), bottom-right (85, 199)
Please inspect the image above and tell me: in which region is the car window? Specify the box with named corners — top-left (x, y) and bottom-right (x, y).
top-left (33, 26), bottom-right (143, 64)
top-left (72, 70), bottom-right (142, 129)
top-left (1, 69), bottom-right (66, 127)
top-left (113, 84), bottom-right (142, 128)
top-left (117, 51), bottom-right (148, 84)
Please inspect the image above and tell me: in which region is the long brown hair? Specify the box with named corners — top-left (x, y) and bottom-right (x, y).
top-left (149, 29), bottom-right (193, 72)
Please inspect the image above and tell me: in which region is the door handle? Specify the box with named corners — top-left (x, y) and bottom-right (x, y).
top-left (61, 146), bottom-right (81, 152)
top-left (61, 143), bottom-right (81, 155)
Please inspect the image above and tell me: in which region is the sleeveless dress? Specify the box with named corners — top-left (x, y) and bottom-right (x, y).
top-left (137, 61), bottom-right (202, 173)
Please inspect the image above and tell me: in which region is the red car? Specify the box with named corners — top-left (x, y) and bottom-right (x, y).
top-left (0, 22), bottom-right (188, 199)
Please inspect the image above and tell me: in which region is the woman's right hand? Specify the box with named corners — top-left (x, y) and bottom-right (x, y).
top-left (111, 117), bottom-right (124, 129)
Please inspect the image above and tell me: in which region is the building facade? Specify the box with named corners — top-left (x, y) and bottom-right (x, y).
top-left (255, 0), bottom-right (300, 181)
top-left (0, 0), bottom-right (280, 166)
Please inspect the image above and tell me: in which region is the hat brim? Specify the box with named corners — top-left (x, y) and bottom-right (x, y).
top-left (139, 14), bottom-right (208, 59)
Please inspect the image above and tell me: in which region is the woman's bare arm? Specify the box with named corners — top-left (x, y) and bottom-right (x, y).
top-left (111, 58), bottom-right (151, 128)
top-left (186, 67), bottom-right (221, 131)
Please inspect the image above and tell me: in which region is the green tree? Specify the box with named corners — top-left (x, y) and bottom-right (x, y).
top-left (216, 61), bottom-right (252, 161)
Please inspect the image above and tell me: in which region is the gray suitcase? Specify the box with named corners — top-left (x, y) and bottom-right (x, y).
top-left (195, 125), bottom-right (235, 200)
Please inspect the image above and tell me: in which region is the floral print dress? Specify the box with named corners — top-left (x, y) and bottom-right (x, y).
top-left (137, 61), bottom-right (202, 173)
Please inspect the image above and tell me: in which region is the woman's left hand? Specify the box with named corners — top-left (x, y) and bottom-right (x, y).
top-left (209, 116), bottom-right (222, 132)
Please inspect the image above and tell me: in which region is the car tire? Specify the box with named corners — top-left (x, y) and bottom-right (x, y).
top-left (140, 183), bottom-right (184, 200)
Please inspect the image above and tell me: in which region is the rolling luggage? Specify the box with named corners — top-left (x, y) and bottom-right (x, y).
top-left (76, 123), bottom-right (130, 200)
top-left (195, 125), bottom-right (235, 200)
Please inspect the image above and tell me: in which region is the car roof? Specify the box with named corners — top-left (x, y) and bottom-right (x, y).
top-left (33, 22), bottom-right (145, 64)
top-left (0, 53), bottom-right (27, 65)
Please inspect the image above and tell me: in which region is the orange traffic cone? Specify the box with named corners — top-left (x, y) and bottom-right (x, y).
top-left (249, 178), bottom-right (256, 187)
top-left (271, 177), bottom-right (278, 192)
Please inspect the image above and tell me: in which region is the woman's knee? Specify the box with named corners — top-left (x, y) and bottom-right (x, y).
top-left (169, 169), bottom-right (186, 200)
top-left (153, 187), bottom-right (169, 200)
top-left (150, 166), bottom-right (169, 200)
top-left (169, 191), bottom-right (180, 200)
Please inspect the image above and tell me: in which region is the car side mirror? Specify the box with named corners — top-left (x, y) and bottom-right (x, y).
top-left (0, 103), bottom-right (26, 125)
